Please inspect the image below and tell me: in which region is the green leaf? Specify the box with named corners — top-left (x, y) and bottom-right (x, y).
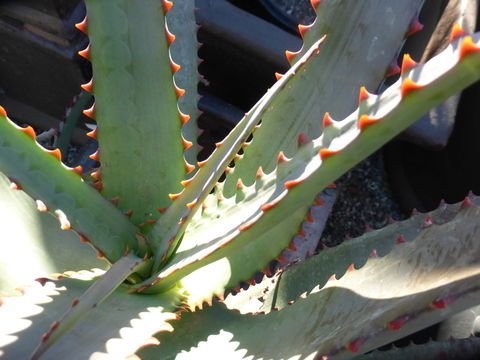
top-left (222, 0), bottom-right (425, 196)
top-left (0, 172), bottom-right (106, 295)
top-left (84, 0), bottom-right (186, 224)
top-left (0, 112), bottom-right (142, 262)
top-left (0, 269), bottom-right (183, 359)
top-left (137, 199), bottom-right (480, 359)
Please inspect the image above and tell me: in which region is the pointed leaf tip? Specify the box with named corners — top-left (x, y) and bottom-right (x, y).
top-left (86, 128), bottom-right (97, 139)
top-left (285, 49), bottom-right (300, 63)
top-left (275, 72), bottom-right (283, 81)
top-left (298, 24), bottom-right (311, 38)
top-left (0, 106), bottom-right (7, 118)
top-left (401, 54), bottom-right (418, 75)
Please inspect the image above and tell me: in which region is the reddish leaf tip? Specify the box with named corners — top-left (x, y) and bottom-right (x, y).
top-left (319, 148), bottom-right (337, 159)
top-left (81, 78), bottom-right (93, 93)
top-left (358, 114), bottom-right (382, 131)
top-left (78, 44), bottom-right (91, 60)
top-left (450, 23), bottom-right (467, 42)
top-left (83, 103), bottom-right (96, 119)
top-left (277, 151), bottom-right (289, 163)
top-left (459, 35), bottom-right (480, 60)
top-left (20, 125), bottom-right (36, 139)
top-left (275, 72), bottom-right (283, 81)
top-left (358, 86), bottom-right (370, 104)
top-left (256, 167), bottom-right (265, 178)
top-left (401, 78), bottom-right (423, 97)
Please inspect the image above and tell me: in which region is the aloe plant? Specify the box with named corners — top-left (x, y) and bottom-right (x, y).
top-left (1, 0), bottom-right (480, 359)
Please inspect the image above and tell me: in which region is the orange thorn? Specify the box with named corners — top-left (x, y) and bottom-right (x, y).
top-left (123, 209), bottom-right (133, 217)
top-left (358, 86), bottom-right (370, 104)
top-left (78, 44), bottom-right (91, 60)
top-left (78, 233), bottom-right (89, 243)
top-left (147, 219), bottom-right (156, 224)
top-left (401, 78), bottom-right (423, 97)
top-left (170, 60), bottom-right (181, 73)
top-left (275, 72), bottom-right (283, 81)
top-left (110, 197), bottom-right (120, 206)
top-left (277, 151), bottom-right (289, 163)
top-left (89, 150), bottom-right (99, 161)
top-left (459, 36), bottom-right (480, 60)
top-left (47, 148), bottom-right (62, 161)
top-left (215, 141), bottom-right (223, 148)
top-left (91, 180), bottom-right (103, 191)
top-left (83, 103), bottom-right (95, 119)
top-left (86, 128), bottom-right (97, 139)
top-left (175, 85), bottom-right (185, 98)
top-left (401, 54), bottom-right (418, 76)
top-left (168, 192), bottom-right (183, 200)
top-left (319, 148), bottom-right (337, 159)
top-left (297, 133), bottom-right (309, 146)
top-left (72, 165), bottom-right (83, 175)
top-left (81, 78), bottom-right (93, 93)
top-left (36, 200), bottom-right (48, 212)
top-left (396, 235), bottom-right (406, 243)
top-left (179, 111), bottom-right (190, 125)
top-left (236, 179), bottom-right (244, 189)
top-left (306, 210), bottom-right (314, 222)
top-left (261, 202), bottom-right (277, 211)
top-left (165, 27), bottom-right (176, 45)
top-left (407, 17), bottom-right (424, 37)
top-left (197, 159), bottom-right (208, 167)
top-left (20, 126), bottom-right (36, 139)
top-left (225, 166), bottom-right (233, 173)
top-left (185, 162), bottom-right (195, 173)
top-left (327, 183), bottom-right (336, 189)
top-left (298, 24), bottom-right (311, 38)
top-left (162, 0), bottom-right (173, 13)
top-left (285, 49), bottom-right (300, 63)
top-left (91, 170), bottom-right (101, 180)
top-left (311, 0), bottom-right (322, 9)
top-left (96, 248), bottom-right (105, 259)
top-left (239, 222), bottom-right (254, 231)
top-left (181, 178), bottom-right (193, 187)
top-left (75, 17), bottom-right (88, 33)
top-left (358, 114), bottom-right (381, 131)
top-left (450, 24), bottom-right (467, 42)
top-left (285, 178), bottom-right (304, 189)
top-left (157, 207), bottom-right (166, 213)
top-left (0, 106), bottom-right (7, 117)
top-left (182, 136), bottom-right (193, 150)
top-left (71, 298), bottom-right (80, 307)
top-left (186, 200), bottom-right (197, 209)
top-left (256, 167), bottom-right (265, 178)
top-left (322, 112), bottom-right (334, 128)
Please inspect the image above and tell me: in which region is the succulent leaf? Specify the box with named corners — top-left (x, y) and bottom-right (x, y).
top-left (83, 0), bottom-right (186, 224)
top-left (132, 31), bottom-right (480, 297)
top-left (138, 198), bottom-right (480, 359)
top-left (0, 173), bottom-right (106, 295)
top-left (0, 269), bottom-right (183, 359)
top-left (222, 0), bottom-right (425, 197)
top-left (0, 109), bottom-right (142, 262)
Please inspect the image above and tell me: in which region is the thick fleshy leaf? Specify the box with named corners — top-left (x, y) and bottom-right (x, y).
top-left (133, 31), bottom-right (480, 296)
top-left (138, 199), bottom-right (480, 359)
top-left (83, 0), bottom-right (185, 224)
top-left (0, 269), bottom-right (183, 359)
top-left (0, 172), bottom-right (106, 295)
top-left (0, 110), bottom-right (142, 262)
top-left (221, 0), bottom-right (425, 196)
top-left (167, 0), bottom-right (201, 169)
